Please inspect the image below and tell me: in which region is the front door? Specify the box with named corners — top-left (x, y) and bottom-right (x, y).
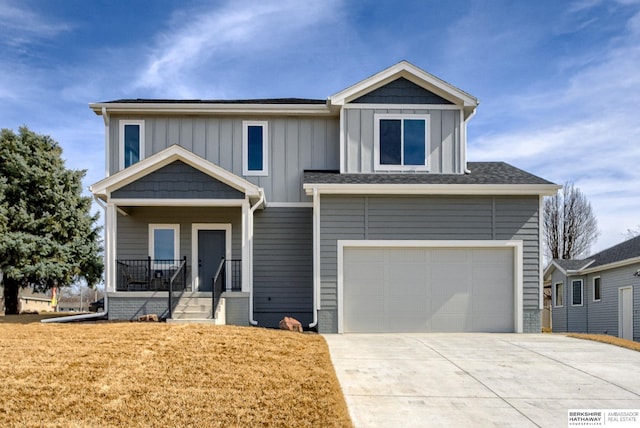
top-left (619, 287), bottom-right (633, 340)
top-left (198, 230), bottom-right (226, 292)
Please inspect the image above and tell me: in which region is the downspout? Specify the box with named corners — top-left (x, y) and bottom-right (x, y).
top-left (309, 187), bottom-right (320, 328)
top-left (248, 189), bottom-right (265, 325)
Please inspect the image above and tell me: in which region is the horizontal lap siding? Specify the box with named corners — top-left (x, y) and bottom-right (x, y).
top-left (110, 116), bottom-right (339, 203)
top-left (116, 206), bottom-right (242, 265)
top-left (320, 195), bottom-right (540, 312)
top-left (253, 208), bottom-right (313, 327)
top-left (494, 197), bottom-right (539, 310)
top-left (554, 265), bottom-right (639, 338)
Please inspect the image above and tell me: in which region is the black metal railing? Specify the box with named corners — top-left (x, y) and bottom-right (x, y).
top-left (116, 258), bottom-right (187, 292)
top-left (168, 257), bottom-right (188, 319)
top-left (212, 258), bottom-right (226, 319)
top-left (227, 260), bottom-right (242, 291)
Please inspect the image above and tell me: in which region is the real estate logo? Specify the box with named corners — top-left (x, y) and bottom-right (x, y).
top-left (568, 409), bottom-right (639, 427)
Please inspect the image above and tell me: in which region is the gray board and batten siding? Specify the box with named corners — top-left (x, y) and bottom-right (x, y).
top-left (108, 115), bottom-right (340, 203)
top-left (551, 265), bottom-right (639, 340)
top-left (342, 108), bottom-right (462, 174)
top-left (253, 207), bottom-right (313, 328)
top-left (317, 195), bottom-right (541, 334)
top-left (111, 161), bottom-right (245, 199)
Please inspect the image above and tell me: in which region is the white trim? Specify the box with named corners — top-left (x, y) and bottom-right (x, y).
top-left (105, 203), bottom-right (117, 293)
top-left (580, 256), bottom-right (640, 274)
top-left (618, 286), bottom-right (634, 340)
top-left (373, 114), bottom-right (431, 172)
top-left (339, 107), bottom-right (345, 173)
top-left (191, 223), bottom-right (232, 292)
top-left (103, 107), bottom-right (110, 177)
top-left (538, 195), bottom-right (544, 310)
top-left (148, 224), bottom-right (180, 267)
top-left (592, 276), bottom-right (601, 302)
top-left (242, 121), bottom-right (269, 176)
top-left (91, 145), bottom-right (261, 200)
top-left (304, 183), bottom-right (561, 196)
top-left (267, 202), bottom-right (313, 208)
top-left (329, 61), bottom-right (478, 115)
top-left (91, 102), bottom-right (335, 116)
top-left (119, 120), bottom-right (145, 170)
top-left (108, 198), bottom-right (246, 207)
top-left (553, 282), bottom-right (564, 308)
top-left (342, 103), bottom-right (462, 111)
top-left (571, 279), bottom-right (584, 307)
top-left (336, 239), bottom-right (523, 334)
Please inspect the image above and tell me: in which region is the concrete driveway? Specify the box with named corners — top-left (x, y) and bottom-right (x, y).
top-left (324, 333), bottom-right (640, 428)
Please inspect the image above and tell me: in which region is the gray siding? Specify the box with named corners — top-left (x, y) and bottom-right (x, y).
top-left (342, 108), bottom-right (461, 174)
top-left (116, 207), bottom-right (242, 288)
top-left (352, 77), bottom-right (453, 104)
top-left (109, 116), bottom-right (340, 203)
top-left (552, 264), bottom-right (640, 340)
top-left (112, 161), bottom-right (244, 199)
top-left (253, 207), bottom-right (313, 328)
top-left (319, 195), bottom-right (541, 333)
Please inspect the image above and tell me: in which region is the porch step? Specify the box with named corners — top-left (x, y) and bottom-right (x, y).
top-left (170, 292), bottom-right (225, 324)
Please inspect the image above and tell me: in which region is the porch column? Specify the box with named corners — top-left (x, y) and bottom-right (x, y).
top-left (105, 203), bottom-right (118, 293)
top-left (241, 199), bottom-right (251, 293)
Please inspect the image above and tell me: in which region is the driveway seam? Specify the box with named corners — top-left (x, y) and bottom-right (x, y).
top-left (504, 339), bottom-right (640, 399)
top-left (405, 335), bottom-right (542, 428)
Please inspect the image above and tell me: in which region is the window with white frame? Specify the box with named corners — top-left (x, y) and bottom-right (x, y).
top-left (119, 120), bottom-right (145, 169)
top-left (593, 277), bottom-right (601, 301)
top-left (243, 121), bottom-right (268, 176)
top-left (554, 282), bottom-right (563, 307)
top-left (374, 114), bottom-right (430, 171)
top-left (149, 224), bottom-right (179, 266)
top-left (572, 279), bottom-right (583, 306)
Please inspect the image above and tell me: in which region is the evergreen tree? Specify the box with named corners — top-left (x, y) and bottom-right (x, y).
top-left (0, 127), bottom-right (103, 314)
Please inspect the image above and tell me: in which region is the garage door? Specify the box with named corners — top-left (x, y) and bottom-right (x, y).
top-left (343, 246), bottom-right (514, 333)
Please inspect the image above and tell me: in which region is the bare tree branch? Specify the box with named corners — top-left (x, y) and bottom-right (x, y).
top-left (543, 181), bottom-right (599, 260)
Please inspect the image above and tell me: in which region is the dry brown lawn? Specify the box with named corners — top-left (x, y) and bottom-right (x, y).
top-left (0, 320), bottom-right (352, 427)
top-left (566, 333), bottom-right (640, 352)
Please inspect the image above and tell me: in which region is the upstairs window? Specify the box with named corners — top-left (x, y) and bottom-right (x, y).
top-left (375, 114), bottom-right (430, 171)
top-left (243, 121), bottom-right (268, 176)
top-left (572, 279), bottom-right (583, 306)
top-left (119, 120), bottom-right (145, 169)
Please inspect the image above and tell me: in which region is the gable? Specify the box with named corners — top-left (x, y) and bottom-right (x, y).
top-left (111, 160), bottom-right (245, 199)
top-left (351, 77), bottom-right (453, 105)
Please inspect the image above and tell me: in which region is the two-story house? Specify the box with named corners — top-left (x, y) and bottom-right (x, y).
top-left (90, 61), bottom-right (559, 333)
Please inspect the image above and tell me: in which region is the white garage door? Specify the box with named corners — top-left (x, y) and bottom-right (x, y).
top-left (343, 246), bottom-right (515, 333)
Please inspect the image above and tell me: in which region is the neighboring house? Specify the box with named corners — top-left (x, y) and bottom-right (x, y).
top-left (544, 235), bottom-right (640, 341)
top-left (89, 61), bottom-right (558, 333)
top-left (17, 289), bottom-right (53, 314)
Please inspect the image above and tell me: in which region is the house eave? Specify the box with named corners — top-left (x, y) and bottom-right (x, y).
top-left (90, 145), bottom-right (261, 200)
top-left (580, 256), bottom-right (640, 275)
top-left (89, 102), bottom-right (338, 116)
top-left (303, 183), bottom-right (560, 196)
top-left (328, 61), bottom-right (479, 119)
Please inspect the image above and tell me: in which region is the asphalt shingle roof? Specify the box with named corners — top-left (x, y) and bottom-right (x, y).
top-left (304, 162), bottom-right (555, 185)
top-left (553, 235), bottom-right (640, 272)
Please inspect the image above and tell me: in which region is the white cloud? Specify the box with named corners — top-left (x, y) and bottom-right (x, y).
top-left (0, 2), bottom-right (71, 45)
top-left (134, 0), bottom-right (344, 97)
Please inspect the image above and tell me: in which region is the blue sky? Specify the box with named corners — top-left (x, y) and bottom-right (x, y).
top-left (1, 0), bottom-right (639, 253)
